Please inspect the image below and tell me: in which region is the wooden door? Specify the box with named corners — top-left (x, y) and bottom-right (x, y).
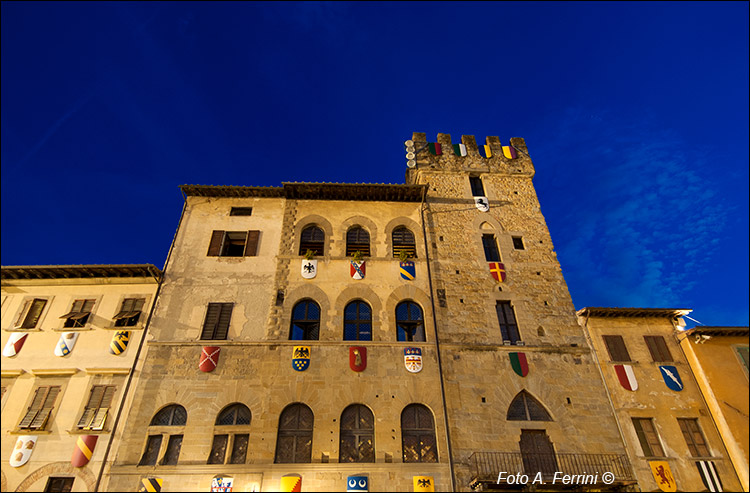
top-left (519, 429), bottom-right (558, 477)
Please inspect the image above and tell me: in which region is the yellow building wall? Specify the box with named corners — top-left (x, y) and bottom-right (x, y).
top-left (679, 331), bottom-right (749, 490)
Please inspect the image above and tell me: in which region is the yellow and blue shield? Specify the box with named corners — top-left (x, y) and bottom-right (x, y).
top-left (400, 261), bottom-right (415, 280)
top-left (293, 346), bottom-right (310, 371)
top-left (110, 330), bottom-right (130, 355)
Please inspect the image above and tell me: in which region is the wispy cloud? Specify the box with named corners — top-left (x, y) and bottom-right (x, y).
top-left (535, 108), bottom-right (730, 308)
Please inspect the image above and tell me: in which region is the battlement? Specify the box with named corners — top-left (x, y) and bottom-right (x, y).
top-left (405, 132), bottom-right (534, 184)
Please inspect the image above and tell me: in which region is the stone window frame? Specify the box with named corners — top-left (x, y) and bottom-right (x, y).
top-left (345, 226), bottom-right (372, 257)
top-left (339, 403), bottom-right (375, 463)
top-left (506, 391), bottom-right (553, 421)
top-left (10, 296), bottom-right (54, 330)
top-left (339, 215), bottom-right (378, 258)
top-left (630, 417), bottom-right (666, 458)
top-left (395, 300), bottom-right (426, 342)
top-left (138, 403), bottom-right (187, 466)
top-left (57, 295), bottom-right (103, 331)
top-left (343, 300), bottom-right (373, 342)
top-left (289, 299), bottom-right (322, 341)
top-left (677, 417), bottom-right (711, 458)
top-left (401, 403), bottom-right (438, 463)
top-left (293, 215), bottom-right (334, 258)
top-left (274, 402), bottom-right (314, 464)
top-left (384, 217), bottom-right (423, 259)
top-left (208, 403), bottom-right (252, 465)
top-left (16, 377), bottom-right (70, 433)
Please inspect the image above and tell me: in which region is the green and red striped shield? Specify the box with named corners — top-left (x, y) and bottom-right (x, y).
top-left (428, 143), bottom-right (442, 155)
top-left (71, 435), bottom-right (98, 467)
top-left (509, 352), bottom-right (528, 377)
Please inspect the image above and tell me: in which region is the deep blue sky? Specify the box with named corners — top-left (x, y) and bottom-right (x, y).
top-left (2, 2), bottom-right (748, 327)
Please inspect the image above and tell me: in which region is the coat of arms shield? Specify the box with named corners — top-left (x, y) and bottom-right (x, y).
top-left (614, 364), bottom-right (638, 391)
top-left (9, 435), bottom-right (37, 467)
top-left (54, 332), bottom-right (79, 357)
top-left (350, 346), bottom-right (367, 372)
top-left (404, 347), bottom-right (422, 373)
top-left (3, 333), bottom-right (28, 358)
top-left (293, 346), bottom-right (310, 371)
top-left (280, 474), bottom-right (302, 492)
top-left (110, 330), bottom-right (131, 355)
top-left (474, 196), bottom-right (489, 212)
top-left (211, 476), bottom-right (234, 492)
top-left (509, 352), bottom-right (528, 377)
top-left (350, 260), bottom-right (366, 279)
top-left (199, 346), bottom-right (221, 372)
top-left (301, 259), bottom-right (318, 279)
top-left (138, 477), bottom-right (163, 492)
top-left (400, 261), bottom-right (415, 281)
top-left (489, 262), bottom-right (506, 282)
top-left (347, 476), bottom-right (369, 492)
top-left (659, 365), bottom-right (683, 391)
top-left (413, 476), bottom-right (435, 492)
top-left (71, 434), bottom-right (98, 467)
top-left (650, 461), bottom-right (677, 492)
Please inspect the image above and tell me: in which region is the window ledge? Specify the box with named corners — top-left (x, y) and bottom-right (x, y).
top-left (51, 327), bottom-right (95, 332)
top-left (1, 369), bottom-right (25, 377)
top-left (68, 428), bottom-right (111, 435)
top-left (102, 325), bottom-right (144, 331)
top-left (3, 328), bottom-right (43, 333)
top-left (10, 429), bottom-right (53, 435)
top-left (85, 367), bottom-right (131, 375)
top-left (32, 368), bottom-right (78, 376)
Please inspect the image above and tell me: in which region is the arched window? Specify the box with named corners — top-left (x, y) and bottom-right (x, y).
top-left (507, 391), bottom-right (552, 421)
top-left (208, 404), bottom-right (252, 465)
top-left (396, 301), bottom-right (425, 342)
top-left (392, 227), bottom-right (417, 258)
top-left (299, 225), bottom-right (325, 256)
top-left (401, 404), bottom-right (437, 463)
top-left (339, 404), bottom-right (375, 463)
top-left (344, 301), bottom-right (372, 341)
top-left (346, 227), bottom-right (370, 257)
top-left (274, 403), bottom-right (314, 463)
top-left (140, 404), bottom-right (187, 466)
top-left (290, 300), bottom-right (320, 340)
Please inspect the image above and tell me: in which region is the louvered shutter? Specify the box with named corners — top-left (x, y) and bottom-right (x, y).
top-left (207, 231), bottom-right (225, 256)
top-left (603, 335), bottom-right (631, 362)
top-left (244, 230), bottom-right (260, 256)
top-left (214, 304), bottom-right (234, 340)
top-left (78, 386), bottom-right (105, 427)
top-left (30, 386), bottom-right (60, 429)
top-left (19, 387), bottom-right (49, 428)
top-left (201, 304), bottom-right (222, 340)
top-left (14, 300), bottom-right (31, 327)
top-left (21, 299), bottom-right (47, 328)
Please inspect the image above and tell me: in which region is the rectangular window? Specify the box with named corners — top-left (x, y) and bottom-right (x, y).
top-left (19, 385), bottom-right (61, 430)
top-left (603, 335), bottom-right (632, 362)
top-left (77, 385), bottom-right (116, 430)
top-left (113, 298), bottom-right (145, 327)
top-left (160, 434), bottom-right (183, 465)
top-left (201, 303), bottom-right (234, 340)
top-left (678, 418), bottom-right (710, 457)
top-left (644, 335), bottom-right (673, 362)
top-left (15, 298), bottom-right (48, 329)
top-left (735, 345), bottom-right (749, 376)
top-left (482, 234), bottom-right (501, 262)
top-left (60, 299), bottom-right (95, 328)
top-left (512, 236), bottom-right (525, 250)
top-left (44, 477), bottom-right (74, 492)
top-left (139, 435), bottom-right (163, 465)
top-left (229, 207), bottom-right (253, 216)
top-left (230, 434), bottom-right (249, 464)
top-left (496, 301), bottom-right (521, 344)
top-left (208, 434), bottom-right (228, 464)
top-left (632, 418), bottom-right (664, 457)
top-left (207, 230), bottom-right (260, 257)
top-left (469, 176), bottom-right (485, 196)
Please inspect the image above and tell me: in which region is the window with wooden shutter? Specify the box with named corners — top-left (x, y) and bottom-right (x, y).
top-left (346, 227), bottom-right (370, 257)
top-left (201, 303), bottom-right (234, 340)
top-left (77, 385), bottom-right (116, 430)
top-left (678, 418), bottom-right (710, 457)
top-left (244, 230), bottom-right (260, 256)
top-left (299, 226), bottom-right (325, 256)
top-left (207, 230), bottom-right (225, 256)
top-left (60, 299), bottom-right (95, 328)
top-left (114, 298), bottom-right (145, 327)
top-left (19, 386), bottom-right (61, 430)
top-left (632, 418), bottom-right (664, 457)
top-left (139, 435), bottom-right (163, 465)
top-left (392, 227), bottom-right (417, 258)
top-left (603, 335), bottom-right (632, 362)
top-left (644, 335), bottom-right (673, 362)
top-left (16, 298), bottom-right (47, 329)
top-left (482, 235), bottom-right (501, 261)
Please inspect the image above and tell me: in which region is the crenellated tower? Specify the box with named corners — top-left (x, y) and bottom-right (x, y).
top-left (408, 132), bottom-right (633, 490)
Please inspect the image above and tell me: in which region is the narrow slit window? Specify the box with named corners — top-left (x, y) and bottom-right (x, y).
top-left (482, 235), bottom-right (501, 262)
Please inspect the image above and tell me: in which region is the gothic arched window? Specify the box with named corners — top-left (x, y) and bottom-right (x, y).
top-left (392, 226), bottom-right (417, 258)
top-left (346, 227), bottom-right (370, 257)
top-left (299, 225), bottom-right (325, 256)
top-left (507, 391), bottom-right (552, 421)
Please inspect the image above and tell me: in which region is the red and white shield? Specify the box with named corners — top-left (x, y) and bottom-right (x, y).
top-left (350, 261), bottom-right (366, 279)
top-left (349, 346), bottom-right (367, 372)
top-left (199, 346), bottom-right (221, 372)
top-left (614, 364), bottom-right (638, 391)
top-left (9, 435), bottom-right (37, 467)
top-left (3, 333), bottom-right (28, 358)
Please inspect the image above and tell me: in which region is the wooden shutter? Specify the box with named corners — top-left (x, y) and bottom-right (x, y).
top-left (603, 335), bottom-right (631, 362)
top-left (21, 299), bottom-right (47, 328)
top-left (28, 386), bottom-right (60, 429)
top-left (644, 336), bottom-right (673, 362)
top-left (19, 387), bottom-right (49, 428)
top-left (201, 304), bottom-right (222, 340)
top-left (215, 304), bottom-right (234, 340)
top-left (207, 231), bottom-right (225, 256)
top-left (244, 230), bottom-right (260, 256)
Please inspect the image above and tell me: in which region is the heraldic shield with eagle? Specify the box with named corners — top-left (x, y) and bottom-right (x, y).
top-left (292, 346), bottom-right (310, 371)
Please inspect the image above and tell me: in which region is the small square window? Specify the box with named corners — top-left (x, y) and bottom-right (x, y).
top-left (512, 237), bottom-right (525, 250)
top-left (229, 207), bottom-right (253, 216)
top-left (207, 230), bottom-right (260, 257)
